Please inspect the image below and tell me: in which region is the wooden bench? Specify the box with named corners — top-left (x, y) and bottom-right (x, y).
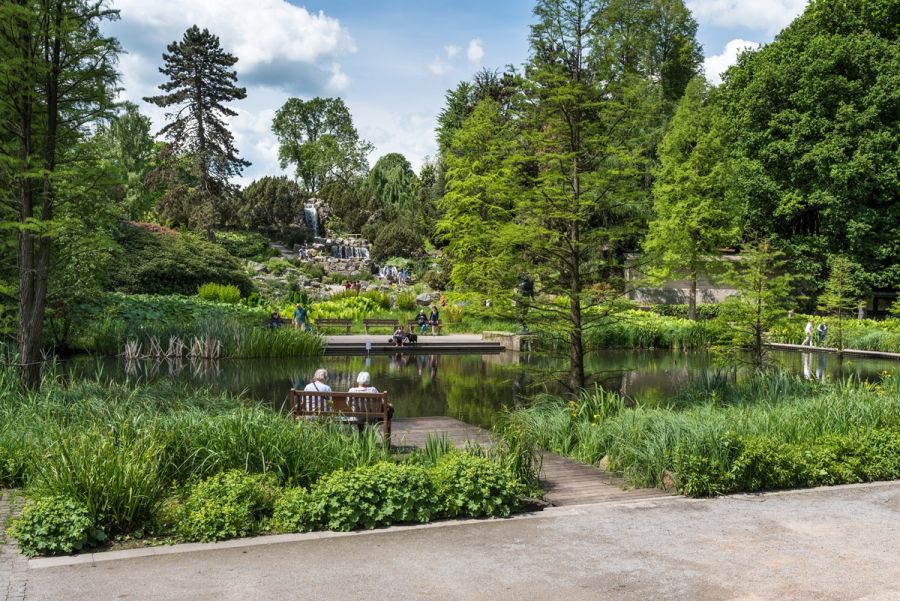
top-left (314, 318), bottom-right (352, 334)
top-left (408, 319), bottom-right (442, 335)
top-left (290, 390), bottom-right (392, 445)
top-left (363, 318), bottom-right (400, 334)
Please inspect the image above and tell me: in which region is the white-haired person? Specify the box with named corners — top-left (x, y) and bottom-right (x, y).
top-left (347, 371), bottom-right (394, 427)
top-left (302, 368), bottom-right (332, 412)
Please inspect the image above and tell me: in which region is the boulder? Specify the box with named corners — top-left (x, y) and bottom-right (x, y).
top-left (415, 293), bottom-right (433, 305)
top-left (247, 260), bottom-right (267, 274)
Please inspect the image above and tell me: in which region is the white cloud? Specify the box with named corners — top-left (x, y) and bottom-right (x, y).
top-left (445, 44), bottom-right (460, 59)
top-left (467, 38), bottom-right (484, 65)
top-left (427, 57), bottom-right (453, 76)
top-left (355, 106), bottom-right (437, 173)
top-left (687, 0), bottom-right (808, 33)
top-left (703, 39), bottom-right (760, 85)
top-left (327, 63), bottom-right (350, 91)
top-left (114, 0), bottom-right (356, 71)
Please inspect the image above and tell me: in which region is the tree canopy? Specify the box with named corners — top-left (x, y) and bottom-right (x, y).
top-left (271, 97), bottom-right (372, 195)
top-left (717, 0), bottom-right (900, 294)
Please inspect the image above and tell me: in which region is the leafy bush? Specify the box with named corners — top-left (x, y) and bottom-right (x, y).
top-left (176, 470), bottom-right (279, 542)
top-left (110, 222), bottom-right (252, 295)
top-left (311, 295), bottom-right (383, 321)
top-left (197, 283), bottom-right (241, 304)
top-left (304, 462), bottom-right (438, 531)
top-left (266, 257), bottom-right (294, 275)
top-left (9, 496), bottom-right (106, 557)
top-left (396, 291), bottom-right (417, 311)
top-left (269, 487), bottom-right (313, 533)
top-left (431, 453), bottom-right (521, 518)
top-left (213, 230), bottom-right (278, 261)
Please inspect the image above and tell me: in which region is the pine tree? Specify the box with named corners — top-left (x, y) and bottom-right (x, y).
top-left (144, 25), bottom-right (249, 230)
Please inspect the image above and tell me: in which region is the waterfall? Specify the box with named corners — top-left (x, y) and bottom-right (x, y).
top-left (378, 265), bottom-right (399, 281)
top-left (304, 204), bottom-right (319, 238)
top-left (330, 244), bottom-right (370, 259)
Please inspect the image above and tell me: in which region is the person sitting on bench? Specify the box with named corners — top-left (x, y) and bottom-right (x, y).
top-left (301, 368), bottom-right (332, 412)
top-left (347, 371), bottom-right (394, 427)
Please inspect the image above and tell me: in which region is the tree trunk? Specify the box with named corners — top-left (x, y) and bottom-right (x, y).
top-left (688, 270), bottom-right (697, 321)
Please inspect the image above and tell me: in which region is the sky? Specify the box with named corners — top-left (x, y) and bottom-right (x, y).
top-left (105, 0), bottom-right (810, 186)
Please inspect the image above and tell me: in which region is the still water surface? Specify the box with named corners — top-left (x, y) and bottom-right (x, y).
top-left (64, 350), bottom-right (896, 428)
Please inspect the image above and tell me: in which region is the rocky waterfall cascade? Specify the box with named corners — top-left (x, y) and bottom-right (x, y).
top-left (304, 203), bottom-right (320, 239)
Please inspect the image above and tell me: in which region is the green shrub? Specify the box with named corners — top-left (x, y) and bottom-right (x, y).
top-left (269, 487), bottom-right (314, 533)
top-left (9, 496), bottom-right (106, 557)
top-left (305, 462), bottom-right (438, 531)
top-left (109, 222), bottom-right (252, 295)
top-left (396, 291), bottom-right (417, 312)
top-left (266, 257), bottom-right (294, 275)
top-left (197, 283), bottom-right (242, 304)
top-left (431, 453), bottom-right (521, 518)
top-left (212, 230), bottom-right (278, 261)
top-left (176, 470), bottom-right (279, 542)
top-left (29, 430), bottom-right (166, 534)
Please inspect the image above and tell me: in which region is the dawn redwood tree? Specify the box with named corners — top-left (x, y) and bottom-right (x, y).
top-left (0, 0), bottom-right (119, 388)
top-left (144, 25), bottom-right (249, 232)
top-left (817, 256), bottom-right (862, 351)
top-left (643, 77), bottom-right (737, 320)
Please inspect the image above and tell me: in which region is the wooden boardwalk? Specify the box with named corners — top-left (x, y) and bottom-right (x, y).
top-left (392, 417), bottom-right (671, 507)
top-left (767, 342), bottom-right (900, 361)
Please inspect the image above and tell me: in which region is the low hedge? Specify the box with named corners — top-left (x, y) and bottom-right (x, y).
top-left (674, 429), bottom-right (900, 497)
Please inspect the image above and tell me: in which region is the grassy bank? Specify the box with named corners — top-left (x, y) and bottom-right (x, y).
top-left (503, 370), bottom-right (900, 496)
top-left (0, 364), bottom-right (537, 557)
top-left (66, 293), bottom-right (323, 357)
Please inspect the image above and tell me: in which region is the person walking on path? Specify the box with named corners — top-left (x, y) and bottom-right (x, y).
top-left (817, 322), bottom-right (828, 347)
top-left (293, 303), bottom-right (308, 331)
top-left (802, 319), bottom-right (815, 346)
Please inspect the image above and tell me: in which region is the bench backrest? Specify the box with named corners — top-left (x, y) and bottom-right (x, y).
top-left (291, 390), bottom-right (389, 418)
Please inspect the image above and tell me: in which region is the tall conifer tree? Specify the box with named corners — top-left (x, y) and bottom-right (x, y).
top-left (144, 25), bottom-right (249, 230)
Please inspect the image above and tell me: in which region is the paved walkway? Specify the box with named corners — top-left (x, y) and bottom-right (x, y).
top-left (0, 491), bottom-right (26, 601)
top-left (18, 481), bottom-right (900, 600)
top-left (767, 342), bottom-right (900, 361)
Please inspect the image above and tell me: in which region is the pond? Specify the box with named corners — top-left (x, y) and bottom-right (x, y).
top-left (63, 349), bottom-right (896, 429)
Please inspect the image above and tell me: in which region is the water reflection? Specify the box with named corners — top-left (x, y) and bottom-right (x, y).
top-left (64, 350), bottom-right (895, 428)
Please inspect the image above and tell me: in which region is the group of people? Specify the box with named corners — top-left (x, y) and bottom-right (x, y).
top-left (270, 304), bottom-right (311, 331)
top-left (391, 305), bottom-right (441, 347)
top-left (801, 319), bottom-right (828, 347)
top-left (302, 369), bottom-right (394, 422)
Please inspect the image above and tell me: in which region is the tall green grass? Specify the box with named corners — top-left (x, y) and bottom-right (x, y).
top-left (0, 363), bottom-right (389, 534)
top-left (507, 370), bottom-right (900, 492)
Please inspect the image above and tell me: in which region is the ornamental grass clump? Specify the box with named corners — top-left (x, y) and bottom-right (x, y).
top-left (28, 428), bottom-right (167, 535)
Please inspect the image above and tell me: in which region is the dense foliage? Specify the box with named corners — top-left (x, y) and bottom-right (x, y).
top-left (506, 371), bottom-right (900, 496)
top-left (716, 0), bottom-right (900, 295)
top-left (109, 223), bottom-right (252, 296)
top-left (0, 364), bottom-right (534, 555)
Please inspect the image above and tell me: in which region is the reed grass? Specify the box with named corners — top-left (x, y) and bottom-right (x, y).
top-left (507, 370), bottom-right (900, 491)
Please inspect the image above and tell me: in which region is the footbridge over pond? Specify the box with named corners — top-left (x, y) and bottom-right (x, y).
top-left (393, 416), bottom-right (671, 507)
